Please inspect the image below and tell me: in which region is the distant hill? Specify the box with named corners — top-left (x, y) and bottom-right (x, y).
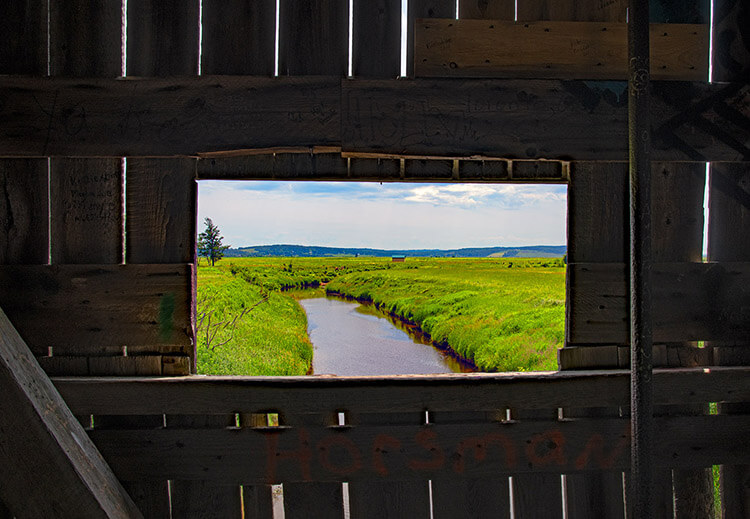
top-left (225, 244), bottom-right (566, 258)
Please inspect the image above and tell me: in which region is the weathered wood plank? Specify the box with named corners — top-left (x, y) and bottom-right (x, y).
top-left (279, 0), bottom-right (349, 76)
top-left (511, 159), bottom-right (563, 180)
top-left (168, 414), bottom-right (243, 519)
top-left (52, 368), bottom-right (750, 416)
top-left (403, 158), bottom-right (454, 179)
top-left (566, 163), bottom-right (628, 264)
top-left (126, 158), bottom-right (196, 263)
top-left (1, 77), bottom-right (747, 160)
top-left (126, 0), bottom-right (199, 77)
top-left (49, 0), bottom-right (124, 272)
top-left (88, 415), bottom-right (750, 484)
top-left (341, 78), bottom-right (749, 161)
top-left (242, 485), bottom-right (274, 519)
top-left (348, 412), bottom-right (430, 518)
top-left (709, 163), bottom-right (750, 262)
top-left (349, 157), bottom-right (401, 180)
top-left (517, 0), bottom-right (627, 22)
top-left (511, 408), bottom-right (563, 518)
top-left (201, 0), bottom-right (276, 76)
top-left (93, 414), bottom-right (170, 519)
top-left (0, 159), bottom-right (48, 264)
top-left (567, 262), bottom-right (750, 344)
top-left (0, 76), bottom-right (341, 157)
top-left (50, 158), bottom-right (123, 264)
top-left (415, 20), bottom-right (708, 81)
top-left (458, 0), bottom-right (514, 20)
top-left (49, 0), bottom-right (122, 77)
top-left (712, 0), bottom-right (750, 82)
top-left (0, 264), bottom-right (192, 357)
top-left (0, 0), bottom-right (48, 75)
top-left (197, 153), bottom-right (347, 180)
top-left (278, 413), bottom-right (344, 519)
top-left (0, 307), bottom-right (142, 518)
top-left (352, 0), bottom-right (402, 78)
top-left (651, 161), bottom-right (713, 517)
top-left (431, 410), bottom-right (511, 518)
top-left (407, 1), bottom-right (456, 77)
top-left (650, 0), bottom-right (710, 24)
top-left (433, 477), bottom-right (510, 518)
top-left (457, 158), bottom-right (508, 180)
top-left (651, 162), bottom-right (706, 263)
top-left (708, 160), bottom-right (750, 517)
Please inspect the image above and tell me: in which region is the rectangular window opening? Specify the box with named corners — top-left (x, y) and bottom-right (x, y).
top-left (195, 178), bottom-right (567, 378)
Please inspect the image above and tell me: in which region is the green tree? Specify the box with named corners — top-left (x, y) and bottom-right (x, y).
top-left (198, 217), bottom-right (230, 266)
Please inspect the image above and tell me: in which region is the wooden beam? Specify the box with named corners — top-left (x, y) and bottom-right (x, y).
top-left (1, 77), bottom-right (748, 161)
top-left (567, 262), bottom-right (750, 344)
top-left (0, 264), bottom-right (192, 357)
top-left (0, 76), bottom-right (340, 157)
top-left (415, 20), bottom-right (708, 81)
top-left (342, 78), bottom-right (749, 161)
top-left (88, 415), bottom-right (750, 484)
top-left (0, 307), bottom-right (142, 518)
top-left (52, 367), bottom-right (750, 416)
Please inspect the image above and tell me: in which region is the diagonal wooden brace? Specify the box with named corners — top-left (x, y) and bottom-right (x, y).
top-left (0, 307), bottom-right (142, 519)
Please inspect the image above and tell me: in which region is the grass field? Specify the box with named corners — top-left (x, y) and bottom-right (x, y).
top-left (196, 266), bottom-right (312, 375)
top-left (197, 257), bottom-right (565, 374)
top-left (326, 258), bottom-right (565, 371)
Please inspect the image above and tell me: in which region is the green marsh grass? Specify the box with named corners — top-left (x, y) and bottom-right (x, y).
top-left (326, 258), bottom-right (565, 371)
top-left (197, 257), bottom-right (566, 374)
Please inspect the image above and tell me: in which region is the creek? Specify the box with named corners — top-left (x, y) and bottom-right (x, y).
top-left (298, 295), bottom-right (476, 376)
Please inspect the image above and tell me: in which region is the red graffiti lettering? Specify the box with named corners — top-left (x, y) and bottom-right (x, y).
top-left (373, 434), bottom-right (401, 476)
top-left (408, 428), bottom-right (445, 472)
top-left (453, 432), bottom-right (517, 474)
top-left (265, 429), bottom-right (312, 484)
top-left (317, 435), bottom-right (363, 476)
top-left (575, 426), bottom-right (630, 470)
top-left (526, 429), bottom-right (566, 467)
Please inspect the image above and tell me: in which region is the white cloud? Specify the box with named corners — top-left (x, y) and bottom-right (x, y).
top-left (198, 181), bottom-right (567, 249)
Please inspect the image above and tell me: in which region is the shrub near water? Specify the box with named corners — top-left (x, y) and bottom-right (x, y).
top-left (326, 258), bottom-right (565, 372)
top-left (197, 266), bottom-right (312, 375)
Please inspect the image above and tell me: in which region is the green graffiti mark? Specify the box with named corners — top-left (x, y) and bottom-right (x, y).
top-left (159, 293), bottom-right (176, 341)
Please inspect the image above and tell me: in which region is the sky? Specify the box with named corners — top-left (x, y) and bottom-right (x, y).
top-left (197, 181), bottom-right (568, 250)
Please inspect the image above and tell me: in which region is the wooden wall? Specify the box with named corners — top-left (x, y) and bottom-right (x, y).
top-left (0, 0), bottom-right (749, 517)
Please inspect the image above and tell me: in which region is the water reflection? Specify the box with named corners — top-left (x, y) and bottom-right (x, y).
top-left (299, 296), bottom-right (476, 376)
